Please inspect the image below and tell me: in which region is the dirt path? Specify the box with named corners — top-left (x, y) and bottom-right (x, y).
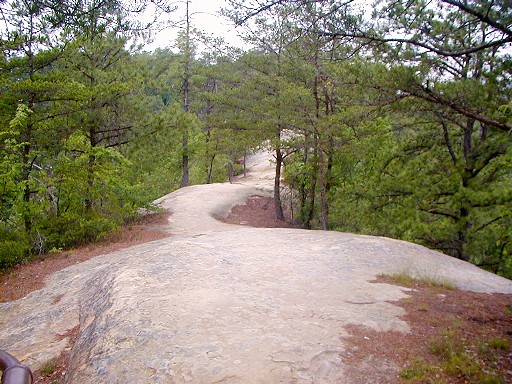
top-left (1, 150), bottom-right (511, 383)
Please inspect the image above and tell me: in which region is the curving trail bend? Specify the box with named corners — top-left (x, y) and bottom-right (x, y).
top-left (1, 150), bottom-right (511, 383)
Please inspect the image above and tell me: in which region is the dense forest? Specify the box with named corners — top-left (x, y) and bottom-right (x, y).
top-left (0, 0), bottom-right (511, 278)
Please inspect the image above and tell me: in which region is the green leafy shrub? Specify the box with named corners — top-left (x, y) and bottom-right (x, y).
top-left (0, 240), bottom-right (30, 268)
top-left (38, 212), bottom-right (118, 250)
top-left (0, 225), bottom-right (30, 268)
top-left (232, 162), bottom-right (245, 177)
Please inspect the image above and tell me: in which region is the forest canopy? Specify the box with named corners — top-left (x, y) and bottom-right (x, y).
top-left (1, 0), bottom-right (511, 278)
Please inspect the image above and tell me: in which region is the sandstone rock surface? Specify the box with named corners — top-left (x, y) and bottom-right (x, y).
top-left (1, 150), bottom-right (511, 383)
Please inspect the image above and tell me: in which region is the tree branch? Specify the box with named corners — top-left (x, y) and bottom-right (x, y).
top-left (318, 31), bottom-right (512, 57)
top-left (233, 0), bottom-right (357, 25)
top-left (406, 86), bottom-right (511, 132)
top-left (419, 207), bottom-right (459, 220)
top-left (233, 0), bottom-right (286, 25)
top-left (440, 0), bottom-right (512, 37)
top-left (440, 119), bottom-right (458, 165)
top-left (473, 216), bottom-right (503, 232)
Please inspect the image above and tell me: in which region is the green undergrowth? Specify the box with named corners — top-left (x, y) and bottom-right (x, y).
top-left (401, 331), bottom-right (510, 383)
top-left (379, 270), bottom-right (455, 290)
top-left (0, 207), bottom-right (165, 271)
top-left (39, 358), bottom-right (59, 376)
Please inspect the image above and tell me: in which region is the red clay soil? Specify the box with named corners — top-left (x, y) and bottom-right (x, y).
top-left (343, 277), bottom-right (512, 383)
top-left (222, 195), bottom-right (297, 228)
top-left (1, 198), bottom-right (511, 384)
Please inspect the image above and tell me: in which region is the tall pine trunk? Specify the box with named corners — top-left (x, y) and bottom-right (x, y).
top-left (274, 131), bottom-right (285, 221)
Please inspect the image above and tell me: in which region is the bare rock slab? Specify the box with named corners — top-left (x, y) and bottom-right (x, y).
top-left (64, 230), bottom-right (509, 383)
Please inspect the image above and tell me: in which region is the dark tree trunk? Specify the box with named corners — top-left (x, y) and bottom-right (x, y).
top-left (274, 145), bottom-right (285, 221)
top-left (304, 133), bottom-right (319, 229)
top-left (181, 131), bottom-right (189, 187)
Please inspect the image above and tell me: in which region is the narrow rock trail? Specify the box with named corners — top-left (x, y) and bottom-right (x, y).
top-left (1, 151), bottom-right (511, 383)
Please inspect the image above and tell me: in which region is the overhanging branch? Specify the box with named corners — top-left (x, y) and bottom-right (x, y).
top-left (406, 87), bottom-right (511, 132)
top-left (440, 0), bottom-right (512, 37)
top-left (318, 31), bottom-right (512, 57)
